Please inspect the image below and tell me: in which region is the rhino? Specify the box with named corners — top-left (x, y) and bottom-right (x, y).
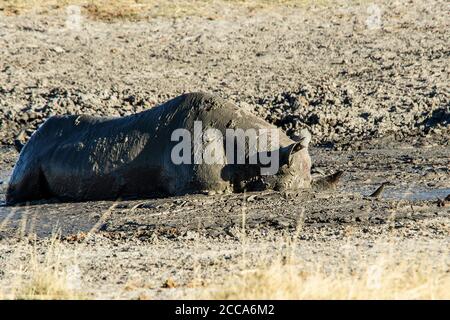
top-left (6, 92), bottom-right (341, 205)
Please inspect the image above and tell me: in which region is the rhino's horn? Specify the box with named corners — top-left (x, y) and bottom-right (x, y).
top-left (311, 170), bottom-right (344, 191)
top-left (280, 129), bottom-right (311, 167)
top-left (292, 129), bottom-right (311, 148)
top-left (280, 142), bottom-right (304, 167)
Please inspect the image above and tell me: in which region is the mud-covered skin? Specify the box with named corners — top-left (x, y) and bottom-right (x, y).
top-left (6, 92), bottom-right (311, 204)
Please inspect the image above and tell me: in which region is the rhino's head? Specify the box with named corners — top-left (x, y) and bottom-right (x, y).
top-left (272, 129), bottom-right (312, 191)
top-left (238, 129), bottom-right (312, 192)
top-left (226, 129), bottom-right (312, 193)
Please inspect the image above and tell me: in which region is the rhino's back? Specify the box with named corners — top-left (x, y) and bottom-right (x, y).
top-left (155, 92), bottom-right (293, 147)
top-left (18, 113), bottom-right (167, 200)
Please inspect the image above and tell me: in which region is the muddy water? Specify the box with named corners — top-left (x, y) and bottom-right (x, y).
top-left (380, 188), bottom-right (450, 201)
top-left (346, 186), bottom-right (450, 201)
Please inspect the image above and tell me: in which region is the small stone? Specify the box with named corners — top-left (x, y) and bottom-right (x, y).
top-left (52, 46), bottom-right (65, 53)
top-left (183, 231), bottom-right (198, 240)
top-left (19, 113), bottom-right (29, 123)
top-left (271, 217), bottom-right (292, 228)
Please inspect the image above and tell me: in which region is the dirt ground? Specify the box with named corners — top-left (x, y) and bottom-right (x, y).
top-left (0, 0), bottom-right (449, 299)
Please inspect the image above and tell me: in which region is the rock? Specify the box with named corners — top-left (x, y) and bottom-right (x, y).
top-left (52, 46), bottom-right (65, 53)
top-left (437, 194), bottom-right (450, 207)
top-left (14, 131), bottom-right (28, 152)
top-left (270, 217), bottom-right (292, 228)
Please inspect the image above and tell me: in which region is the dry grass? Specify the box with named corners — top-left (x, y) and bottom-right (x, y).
top-left (0, 0), bottom-right (363, 20)
top-left (1, 234), bottom-right (448, 299)
top-left (201, 244), bottom-right (450, 300)
top-left (199, 200), bottom-right (450, 300)
top-left (4, 235), bottom-right (85, 300)
top-left (0, 200), bottom-right (447, 300)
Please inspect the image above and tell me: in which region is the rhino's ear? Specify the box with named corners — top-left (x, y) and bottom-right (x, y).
top-left (292, 129), bottom-right (311, 147)
top-left (280, 142), bottom-right (304, 168)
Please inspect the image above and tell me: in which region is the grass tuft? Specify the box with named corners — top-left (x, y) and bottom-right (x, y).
top-left (6, 235), bottom-right (85, 300)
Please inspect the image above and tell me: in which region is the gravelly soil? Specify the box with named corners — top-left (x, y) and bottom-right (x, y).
top-left (0, 0), bottom-right (448, 147)
top-left (0, 0), bottom-right (449, 299)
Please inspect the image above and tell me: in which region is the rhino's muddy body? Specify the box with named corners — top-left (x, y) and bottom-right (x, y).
top-left (6, 92), bottom-right (313, 204)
